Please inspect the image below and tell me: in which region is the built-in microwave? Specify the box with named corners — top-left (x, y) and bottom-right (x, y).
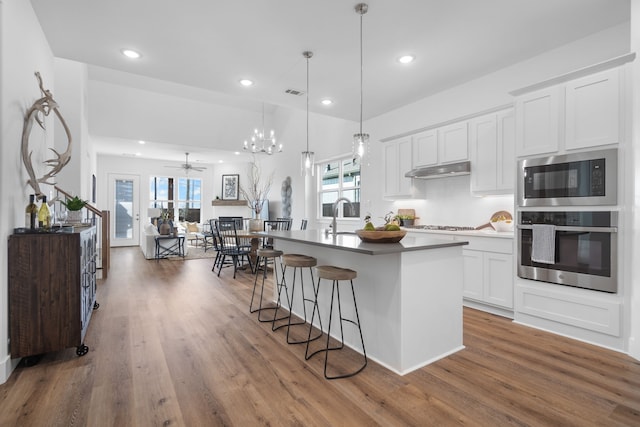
top-left (517, 148), bottom-right (617, 207)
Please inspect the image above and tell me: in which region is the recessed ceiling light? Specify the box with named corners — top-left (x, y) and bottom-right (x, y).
top-left (138, 140), bottom-right (145, 144)
top-left (239, 79), bottom-right (254, 87)
top-left (219, 160), bottom-right (224, 163)
top-left (135, 152), bottom-right (141, 156)
top-left (121, 49), bottom-right (142, 59)
top-left (321, 99), bottom-right (333, 106)
top-left (234, 152), bottom-right (240, 155)
top-left (397, 55), bottom-right (415, 64)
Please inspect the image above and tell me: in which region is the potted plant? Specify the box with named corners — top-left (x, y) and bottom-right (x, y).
top-left (61, 196), bottom-right (88, 223)
top-left (240, 160), bottom-right (274, 231)
top-left (396, 214), bottom-right (415, 227)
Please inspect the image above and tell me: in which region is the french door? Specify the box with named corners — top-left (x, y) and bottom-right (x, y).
top-left (108, 174), bottom-right (140, 247)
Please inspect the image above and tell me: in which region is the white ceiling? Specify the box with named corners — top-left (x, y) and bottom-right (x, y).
top-left (29, 0), bottom-right (629, 163)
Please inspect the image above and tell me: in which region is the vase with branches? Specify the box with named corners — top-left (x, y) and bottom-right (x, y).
top-left (240, 160), bottom-right (274, 220)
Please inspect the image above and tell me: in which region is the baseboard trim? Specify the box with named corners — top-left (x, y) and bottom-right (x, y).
top-left (0, 354), bottom-right (19, 385)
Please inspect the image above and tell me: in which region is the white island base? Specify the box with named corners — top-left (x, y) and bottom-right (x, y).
top-left (271, 231), bottom-right (466, 375)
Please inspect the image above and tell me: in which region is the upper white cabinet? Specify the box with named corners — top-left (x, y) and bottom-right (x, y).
top-left (412, 129), bottom-right (438, 167)
top-left (438, 122), bottom-right (469, 164)
top-left (514, 62), bottom-right (626, 157)
top-left (412, 122), bottom-right (468, 169)
top-left (565, 68), bottom-right (620, 150)
top-left (470, 108), bottom-right (515, 195)
top-left (383, 136), bottom-right (413, 198)
top-left (515, 86), bottom-right (561, 156)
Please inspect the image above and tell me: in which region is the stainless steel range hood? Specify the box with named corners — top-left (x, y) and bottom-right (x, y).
top-left (405, 161), bottom-right (471, 179)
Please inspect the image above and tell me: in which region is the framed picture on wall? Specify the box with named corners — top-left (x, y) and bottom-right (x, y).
top-left (222, 174), bottom-right (239, 200)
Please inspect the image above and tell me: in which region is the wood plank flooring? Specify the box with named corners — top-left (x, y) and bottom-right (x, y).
top-left (0, 246), bottom-right (638, 426)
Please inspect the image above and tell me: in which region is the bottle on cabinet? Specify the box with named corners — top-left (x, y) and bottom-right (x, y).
top-left (25, 194), bottom-right (38, 230)
top-left (37, 196), bottom-right (51, 229)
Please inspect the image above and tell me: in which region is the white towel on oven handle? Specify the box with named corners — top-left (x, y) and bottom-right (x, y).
top-left (531, 224), bottom-right (556, 264)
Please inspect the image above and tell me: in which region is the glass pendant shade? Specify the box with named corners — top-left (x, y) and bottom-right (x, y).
top-left (301, 151), bottom-right (315, 176)
top-left (353, 132), bottom-right (369, 159)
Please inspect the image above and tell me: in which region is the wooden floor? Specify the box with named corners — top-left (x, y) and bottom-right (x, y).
top-left (1, 247), bottom-right (639, 426)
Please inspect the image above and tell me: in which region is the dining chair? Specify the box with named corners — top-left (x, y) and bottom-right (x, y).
top-left (263, 219), bottom-right (292, 249)
top-left (207, 219), bottom-right (223, 271)
top-left (300, 219), bottom-right (308, 230)
top-left (215, 219), bottom-right (252, 279)
top-left (276, 217), bottom-right (293, 230)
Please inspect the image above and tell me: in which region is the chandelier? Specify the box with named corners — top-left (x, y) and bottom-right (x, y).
top-left (243, 103), bottom-right (282, 155)
top-left (353, 3), bottom-right (369, 160)
top-left (301, 51), bottom-right (315, 176)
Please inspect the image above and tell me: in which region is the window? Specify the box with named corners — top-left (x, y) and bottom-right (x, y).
top-left (150, 176), bottom-right (202, 222)
top-left (318, 157), bottom-right (361, 219)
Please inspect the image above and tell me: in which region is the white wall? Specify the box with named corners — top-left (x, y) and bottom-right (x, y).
top-left (0, 0), bottom-right (55, 384)
top-left (628, 0), bottom-right (640, 360)
top-left (53, 58), bottom-right (94, 201)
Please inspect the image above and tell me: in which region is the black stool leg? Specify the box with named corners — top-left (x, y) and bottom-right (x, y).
top-left (271, 261), bottom-right (292, 328)
top-left (309, 278), bottom-right (367, 380)
top-left (250, 256), bottom-right (290, 323)
top-left (304, 274), bottom-right (325, 360)
top-left (275, 266), bottom-right (323, 345)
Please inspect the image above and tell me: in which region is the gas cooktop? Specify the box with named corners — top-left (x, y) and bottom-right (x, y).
top-left (405, 225), bottom-right (477, 231)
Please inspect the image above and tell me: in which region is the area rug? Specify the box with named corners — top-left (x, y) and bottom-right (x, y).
top-left (168, 244), bottom-right (217, 261)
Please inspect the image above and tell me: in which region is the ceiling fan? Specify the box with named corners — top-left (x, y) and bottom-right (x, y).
top-left (165, 152), bottom-right (207, 173)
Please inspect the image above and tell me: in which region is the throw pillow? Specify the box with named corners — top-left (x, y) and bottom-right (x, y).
top-left (187, 222), bottom-right (199, 232)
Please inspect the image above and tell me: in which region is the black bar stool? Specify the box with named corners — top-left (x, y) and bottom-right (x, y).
top-left (306, 265), bottom-right (367, 379)
top-left (273, 254), bottom-right (323, 345)
top-left (250, 248), bottom-right (290, 323)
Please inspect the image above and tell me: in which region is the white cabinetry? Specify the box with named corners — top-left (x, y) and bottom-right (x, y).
top-left (456, 235), bottom-right (514, 315)
top-left (469, 108), bottom-right (515, 194)
top-left (565, 68), bottom-right (620, 150)
top-left (438, 122), bottom-right (468, 163)
top-left (383, 136), bottom-right (413, 198)
top-left (412, 122), bottom-right (468, 169)
top-left (514, 64), bottom-right (624, 157)
top-left (412, 129), bottom-right (438, 167)
top-left (515, 86), bottom-right (561, 156)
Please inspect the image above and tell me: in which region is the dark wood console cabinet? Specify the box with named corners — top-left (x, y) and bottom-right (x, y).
top-left (8, 226), bottom-right (97, 358)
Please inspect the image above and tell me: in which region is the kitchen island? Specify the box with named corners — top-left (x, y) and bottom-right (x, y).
top-left (263, 229), bottom-right (468, 375)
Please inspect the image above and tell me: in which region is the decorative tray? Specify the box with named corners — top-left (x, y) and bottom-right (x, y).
top-left (355, 229), bottom-right (407, 243)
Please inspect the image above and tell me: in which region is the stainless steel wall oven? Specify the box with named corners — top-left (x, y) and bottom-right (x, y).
top-left (517, 211), bottom-right (617, 293)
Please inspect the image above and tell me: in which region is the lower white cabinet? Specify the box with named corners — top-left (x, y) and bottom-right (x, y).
top-left (457, 235), bottom-right (514, 312)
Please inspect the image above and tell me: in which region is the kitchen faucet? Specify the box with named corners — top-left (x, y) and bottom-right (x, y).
top-left (331, 197), bottom-right (354, 236)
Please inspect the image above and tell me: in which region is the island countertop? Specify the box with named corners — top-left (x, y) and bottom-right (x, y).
top-left (260, 229), bottom-right (468, 255)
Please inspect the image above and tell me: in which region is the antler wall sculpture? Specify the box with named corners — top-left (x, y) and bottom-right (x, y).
top-left (21, 71), bottom-right (72, 200)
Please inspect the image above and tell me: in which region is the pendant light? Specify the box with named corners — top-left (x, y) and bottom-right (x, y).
top-left (353, 3), bottom-right (369, 160)
top-left (301, 51), bottom-right (315, 176)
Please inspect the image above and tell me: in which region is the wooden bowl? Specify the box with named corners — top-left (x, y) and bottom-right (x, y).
top-left (355, 229), bottom-right (407, 243)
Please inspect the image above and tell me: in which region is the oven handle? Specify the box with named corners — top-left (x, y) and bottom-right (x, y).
top-left (517, 224), bottom-right (618, 233)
